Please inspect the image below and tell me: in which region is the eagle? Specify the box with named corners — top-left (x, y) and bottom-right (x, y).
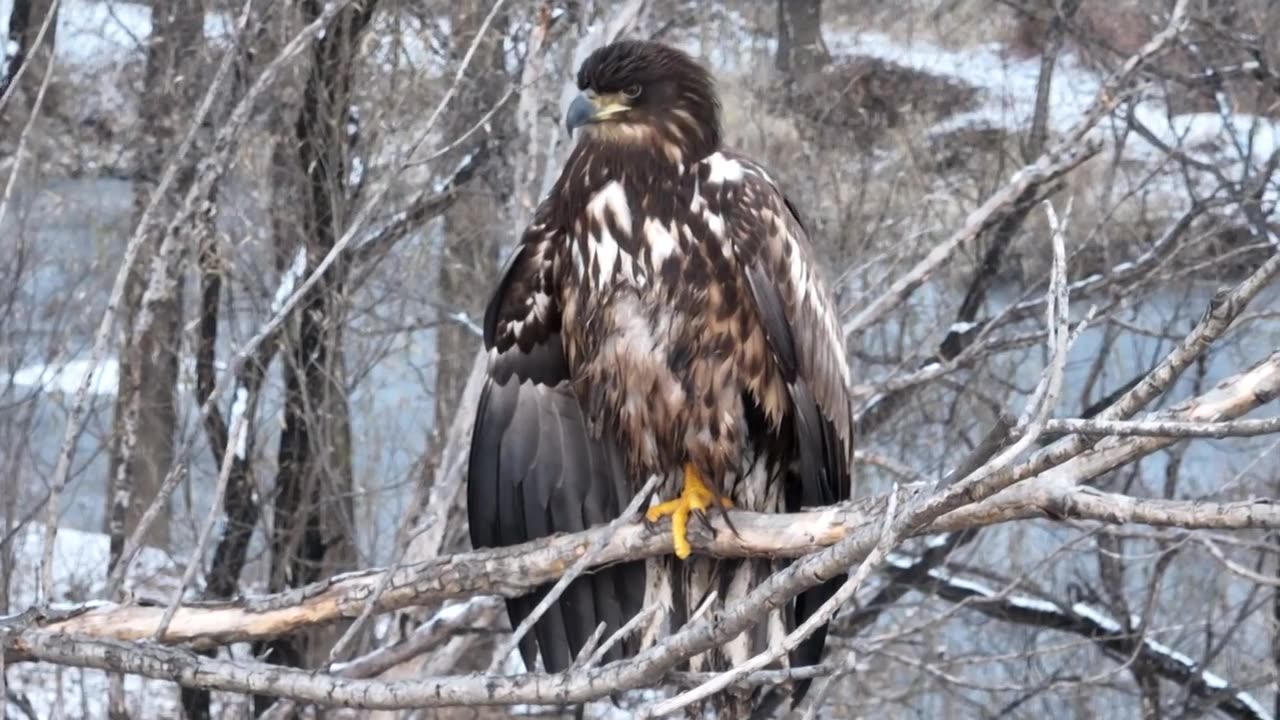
top-left (467, 40), bottom-right (853, 715)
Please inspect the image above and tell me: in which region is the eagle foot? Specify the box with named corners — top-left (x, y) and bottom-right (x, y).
top-left (644, 464), bottom-right (732, 560)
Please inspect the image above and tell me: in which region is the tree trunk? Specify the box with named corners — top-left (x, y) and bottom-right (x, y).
top-left (180, 6), bottom-right (283, 718)
top-left (1, 0), bottom-right (58, 117)
top-left (434, 5), bottom-right (512, 428)
top-left (251, 2), bottom-right (374, 714)
top-left (106, 6), bottom-right (204, 717)
top-left (107, 0), bottom-right (205, 571)
top-left (775, 0), bottom-right (829, 78)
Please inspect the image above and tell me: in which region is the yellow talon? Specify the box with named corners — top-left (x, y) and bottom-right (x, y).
top-left (645, 464), bottom-right (733, 559)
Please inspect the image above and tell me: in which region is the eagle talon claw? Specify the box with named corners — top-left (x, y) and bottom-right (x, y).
top-left (644, 464), bottom-right (733, 559)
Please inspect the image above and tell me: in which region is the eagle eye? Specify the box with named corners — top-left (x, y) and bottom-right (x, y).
top-left (622, 84), bottom-right (642, 99)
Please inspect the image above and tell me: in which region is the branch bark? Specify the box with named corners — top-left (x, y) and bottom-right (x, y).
top-left (9, 484), bottom-right (1280, 652)
top-left (4, 463), bottom-right (1279, 711)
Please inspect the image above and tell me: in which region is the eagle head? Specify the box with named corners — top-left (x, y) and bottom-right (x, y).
top-left (566, 40), bottom-right (722, 163)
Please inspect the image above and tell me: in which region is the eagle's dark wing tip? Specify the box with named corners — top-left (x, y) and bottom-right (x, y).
top-left (727, 163), bottom-right (855, 709)
top-left (467, 235), bottom-right (644, 676)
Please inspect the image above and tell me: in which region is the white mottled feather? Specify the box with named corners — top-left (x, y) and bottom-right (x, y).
top-left (644, 217), bottom-right (679, 272)
top-left (705, 151), bottom-right (745, 184)
top-left (570, 239), bottom-right (586, 278)
top-left (703, 209), bottom-right (725, 239)
top-left (585, 180), bottom-right (632, 290)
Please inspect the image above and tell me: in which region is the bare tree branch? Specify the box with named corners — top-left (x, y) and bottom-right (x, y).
top-left (841, 0), bottom-right (1189, 338)
top-left (1043, 415), bottom-right (1280, 438)
top-left (876, 553), bottom-right (1272, 720)
top-left (0, 341), bottom-right (1274, 708)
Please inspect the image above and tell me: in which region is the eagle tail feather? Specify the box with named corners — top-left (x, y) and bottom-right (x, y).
top-left (784, 378), bottom-right (849, 708)
top-left (666, 552), bottom-right (788, 717)
top-left (789, 574), bottom-right (844, 706)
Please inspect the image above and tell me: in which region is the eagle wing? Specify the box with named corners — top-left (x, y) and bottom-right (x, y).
top-left (466, 224), bottom-right (644, 672)
top-left (704, 153), bottom-right (854, 684)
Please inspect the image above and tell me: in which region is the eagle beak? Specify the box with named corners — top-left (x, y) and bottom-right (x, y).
top-left (565, 92), bottom-right (630, 134)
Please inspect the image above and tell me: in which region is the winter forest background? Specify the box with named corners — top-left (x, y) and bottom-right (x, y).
top-left (2, 0), bottom-right (1280, 718)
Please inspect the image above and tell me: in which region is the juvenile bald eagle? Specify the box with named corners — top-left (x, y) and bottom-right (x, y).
top-left (468, 40), bottom-right (853, 714)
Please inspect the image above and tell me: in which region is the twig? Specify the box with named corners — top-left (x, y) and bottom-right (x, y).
top-left (151, 408), bottom-right (251, 640)
top-left (107, 0), bottom-right (507, 590)
top-left (883, 553), bottom-right (1272, 720)
top-left (91, 0), bottom-right (349, 599)
top-left (2, 351), bottom-right (1277, 709)
top-left (256, 597), bottom-right (505, 720)
top-left (585, 605), bottom-right (661, 669)
top-left (2, 350), bottom-right (1277, 652)
top-left (4, 485), bottom-right (1277, 649)
top-left (651, 198), bottom-right (1078, 716)
top-left (0, 0), bottom-right (57, 234)
top-left (665, 663), bottom-right (845, 689)
top-left (0, 0), bottom-right (58, 114)
top-left (32, 0), bottom-right (246, 598)
top-left (5, 479), bottom-right (1280, 709)
top-left (841, 0), bottom-right (1189, 338)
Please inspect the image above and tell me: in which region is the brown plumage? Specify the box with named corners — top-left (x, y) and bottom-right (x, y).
top-left (468, 40), bottom-right (853, 716)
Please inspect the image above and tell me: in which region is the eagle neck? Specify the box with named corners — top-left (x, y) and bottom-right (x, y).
top-left (548, 138), bottom-right (705, 230)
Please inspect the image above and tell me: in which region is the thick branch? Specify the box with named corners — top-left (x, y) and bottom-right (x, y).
top-left (4, 488), bottom-right (1279, 651)
top-left (2, 348), bottom-right (1275, 656)
top-left (1043, 415), bottom-right (1280, 439)
top-left (3, 487), bottom-right (1277, 710)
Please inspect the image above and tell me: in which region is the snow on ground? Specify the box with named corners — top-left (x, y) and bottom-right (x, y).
top-left (4, 355), bottom-right (229, 397)
top-left (5, 523), bottom-right (174, 610)
top-left (824, 25), bottom-right (1280, 204)
top-left (829, 29), bottom-right (1101, 138)
top-left (826, 26), bottom-right (1280, 171)
top-left (694, 10), bottom-right (1280, 212)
